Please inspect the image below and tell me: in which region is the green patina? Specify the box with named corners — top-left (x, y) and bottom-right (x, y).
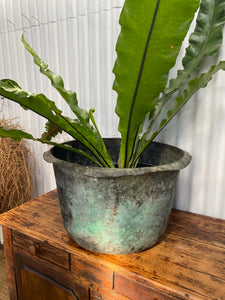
top-left (45, 139), bottom-right (191, 254)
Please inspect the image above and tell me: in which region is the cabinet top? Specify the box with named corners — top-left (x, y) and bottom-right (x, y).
top-left (1, 189), bottom-right (225, 299)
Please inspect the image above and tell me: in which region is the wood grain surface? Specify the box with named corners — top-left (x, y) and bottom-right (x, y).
top-left (0, 189), bottom-right (225, 299)
top-left (2, 227), bottom-right (17, 300)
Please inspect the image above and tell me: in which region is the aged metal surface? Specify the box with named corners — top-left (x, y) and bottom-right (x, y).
top-left (44, 139), bottom-right (191, 254)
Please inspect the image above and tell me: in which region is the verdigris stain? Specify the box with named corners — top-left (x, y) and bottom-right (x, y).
top-left (44, 139), bottom-right (191, 254)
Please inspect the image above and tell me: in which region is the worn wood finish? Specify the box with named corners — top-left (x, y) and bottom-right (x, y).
top-left (71, 254), bottom-right (113, 290)
top-left (90, 286), bottom-right (129, 300)
top-left (114, 274), bottom-right (177, 300)
top-left (0, 189), bottom-right (225, 299)
top-left (13, 231), bottom-right (69, 269)
top-left (13, 245), bottom-right (90, 300)
top-left (168, 209), bottom-right (225, 249)
top-left (2, 227), bottom-right (17, 300)
top-left (13, 245), bottom-right (81, 290)
top-left (20, 268), bottom-right (77, 300)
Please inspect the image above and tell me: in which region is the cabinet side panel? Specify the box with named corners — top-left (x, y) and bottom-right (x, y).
top-left (2, 227), bottom-right (18, 300)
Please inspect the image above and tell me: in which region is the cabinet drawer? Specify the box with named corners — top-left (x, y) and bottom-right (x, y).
top-left (71, 254), bottom-right (113, 290)
top-left (114, 274), bottom-right (176, 300)
top-left (12, 231), bottom-right (69, 269)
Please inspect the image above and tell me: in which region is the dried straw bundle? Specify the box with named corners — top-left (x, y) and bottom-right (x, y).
top-left (0, 119), bottom-right (34, 213)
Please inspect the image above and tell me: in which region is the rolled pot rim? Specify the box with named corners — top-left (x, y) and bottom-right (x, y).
top-left (43, 141), bottom-right (192, 178)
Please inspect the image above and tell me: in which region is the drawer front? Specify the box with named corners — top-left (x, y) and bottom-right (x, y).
top-left (12, 231), bottom-right (69, 269)
top-left (90, 287), bottom-right (129, 300)
top-left (71, 254), bottom-right (113, 290)
top-left (114, 274), bottom-right (177, 300)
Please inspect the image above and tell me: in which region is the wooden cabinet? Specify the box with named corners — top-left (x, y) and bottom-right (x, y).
top-left (14, 253), bottom-right (86, 300)
top-left (1, 190), bottom-right (225, 300)
top-left (13, 236), bottom-right (89, 300)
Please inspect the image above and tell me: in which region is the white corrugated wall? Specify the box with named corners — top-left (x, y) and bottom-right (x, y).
top-left (0, 0), bottom-right (225, 229)
top-left (0, 0), bottom-right (123, 203)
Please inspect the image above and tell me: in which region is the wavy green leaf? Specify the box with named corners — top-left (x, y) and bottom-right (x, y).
top-left (113, 0), bottom-right (199, 167)
top-left (0, 126), bottom-right (102, 166)
top-left (21, 34), bottom-right (89, 124)
top-left (20, 35), bottom-right (114, 167)
top-left (0, 126), bottom-right (34, 141)
top-left (136, 0), bottom-right (225, 164)
top-left (157, 61), bottom-right (225, 138)
top-left (0, 79), bottom-right (114, 167)
top-left (133, 61), bottom-right (225, 165)
top-left (166, 0), bottom-right (225, 95)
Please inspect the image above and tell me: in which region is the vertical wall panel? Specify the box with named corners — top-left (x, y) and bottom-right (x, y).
top-left (0, 0), bottom-right (225, 221)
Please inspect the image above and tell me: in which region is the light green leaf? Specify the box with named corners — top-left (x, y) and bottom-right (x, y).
top-left (166, 0), bottom-right (225, 95)
top-left (0, 79), bottom-right (114, 167)
top-left (20, 35), bottom-right (114, 167)
top-left (133, 61), bottom-right (225, 165)
top-left (113, 0), bottom-right (199, 167)
top-left (158, 61), bottom-right (225, 137)
top-left (21, 34), bottom-right (90, 124)
top-left (0, 126), bottom-right (102, 166)
top-left (0, 126), bottom-right (34, 141)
